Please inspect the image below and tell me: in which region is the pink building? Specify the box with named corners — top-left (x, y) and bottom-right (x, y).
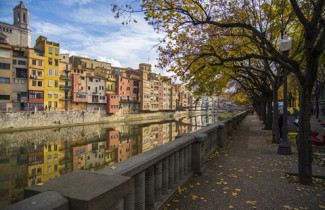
top-left (106, 94), bottom-right (119, 114)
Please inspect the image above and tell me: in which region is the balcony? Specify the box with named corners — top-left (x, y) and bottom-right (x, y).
top-left (60, 96), bottom-right (72, 101)
top-left (60, 85), bottom-right (72, 90)
top-left (60, 75), bottom-right (71, 80)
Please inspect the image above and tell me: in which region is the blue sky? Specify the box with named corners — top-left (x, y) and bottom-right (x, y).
top-left (0, 0), bottom-right (169, 75)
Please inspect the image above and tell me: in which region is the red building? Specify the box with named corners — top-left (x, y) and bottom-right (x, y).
top-left (106, 94), bottom-right (119, 114)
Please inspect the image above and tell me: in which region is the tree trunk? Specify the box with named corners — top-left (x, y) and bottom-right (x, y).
top-left (265, 93), bottom-right (273, 130)
top-left (297, 84), bottom-right (313, 185)
top-left (272, 80), bottom-right (281, 143)
top-left (315, 87), bottom-right (319, 118)
top-left (261, 98), bottom-right (267, 124)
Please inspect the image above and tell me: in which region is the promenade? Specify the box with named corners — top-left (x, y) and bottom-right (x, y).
top-left (167, 114), bottom-right (325, 209)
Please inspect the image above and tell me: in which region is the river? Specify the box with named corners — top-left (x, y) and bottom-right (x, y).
top-left (0, 112), bottom-right (222, 207)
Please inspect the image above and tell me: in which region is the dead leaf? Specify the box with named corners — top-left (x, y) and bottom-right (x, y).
top-left (223, 187), bottom-right (229, 190)
top-left (173, 199), bottom-right (179, 203)
top-left (228, 205), bottom-right (235, 208)
top-left (178, 186), bottom-right (182, 195)
top-left (319, 205), bottom-right (325, 209)
top-left (191, 194), bottom-right (198, 200)
top-left (110, 166), bottom-right (116, 170)
top-left (235, 188), bottom-right (241, 192)
top-left (284, 205), bottom-right (293, 209)
top-left (246, 201), bottom-right (257, 205)
top-left (232, 192), bottom-right (238, 197)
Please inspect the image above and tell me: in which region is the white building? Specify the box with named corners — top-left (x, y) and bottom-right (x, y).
top-left (0, 1), bottom-right (31, 48)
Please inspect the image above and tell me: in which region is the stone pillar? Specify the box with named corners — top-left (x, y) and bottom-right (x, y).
top-left (191, 134), bottom-right (208, 175)
top-left (168, 154), bottom-right (174, 189)
top-left (124, 183), bottom-right (134, 210)
top-left (162, 158), bottom-right (169, 195)
top-left (217, 124), bottom-right (225, 147)
top-left (154, 162), bottom-right (162, 202)
top-left (135, 171), bottom-right (145, 210)
top-left (145, 166), bottom-right (154, 209)
top-left (184, 147), bottom-right (188, 175)
top-left (179, 149), bottom-right (184, 178)
top-left (174, 151), bottom-right (180, 184)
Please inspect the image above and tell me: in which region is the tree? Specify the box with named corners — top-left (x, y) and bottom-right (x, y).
top-left (112, 0), bottom-right (325, 184)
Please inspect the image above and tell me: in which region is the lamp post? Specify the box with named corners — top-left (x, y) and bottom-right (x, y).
top-left (277, 35), bottom-right (292, 155)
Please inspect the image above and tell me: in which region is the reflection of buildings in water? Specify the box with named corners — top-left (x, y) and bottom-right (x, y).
top-left (42, 143), bottom-right (60, 183)
top-left (106, 130), bottom-right (119, 166)
top-left (27, 144), bottom-right (44, 187)
top-left (0, 147), bottom-right (27, 207)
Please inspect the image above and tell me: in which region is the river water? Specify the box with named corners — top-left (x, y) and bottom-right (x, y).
top-left (0, 112), bottom-right (220, 206)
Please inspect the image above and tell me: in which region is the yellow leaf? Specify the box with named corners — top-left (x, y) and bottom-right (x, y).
top-left (223, 187), bottom-right (229, 190)
top-left (173, 199), bottom-right (179, 203)
top-left (178, 186), bottom-right (182, 195)
top-left (200, 197), bottom-right (205, 200)
top-left (224, 191), bottom-right (228, 194)
top-left (246, 201), bottom-right (257, 205)
top-left (238, 169), bottom-right (244, 172)
top-left (196, 182), bottom-right (200, 185)
top-left (284, 205), bottom-right (293, 209)
top-left (191, 194), bottom-right (198, 200)
top-left (229, 206), bottom-right (235, 208)
top-left (111, 166), bottom-right (117, 170)
top-left (232, 192), bottom-right (238, 197)
top-left (223, 182), bottom-right (228, 185)
top-left (235, 188), bottom-right (241, 192)
top-left (248, 176), bottom-right (253, 179)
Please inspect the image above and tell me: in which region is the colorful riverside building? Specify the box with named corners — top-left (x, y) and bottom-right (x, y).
top-left (139, 63), bottom-right (152, 111)
top-left (0, 40), bottom-right (13, 111)
top-left (58, 54), bottom-right (72, 110)
top-left (34, 36), bottom-right (60, 111)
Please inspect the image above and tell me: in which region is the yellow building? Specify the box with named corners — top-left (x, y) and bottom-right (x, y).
top-left (27, 48), bottom-right (45, 111)
top-left (139, 63), bottom-right (151, 111)
top-left (58, 54), bottom-right (72, 111)
top-left (34, 36), bottom-right (60, 111)
top-left (0, 42), bottom-right (13, 111)
top-left (42, 142), bottom-right (60, 182)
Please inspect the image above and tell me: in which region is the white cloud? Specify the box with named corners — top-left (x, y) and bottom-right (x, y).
top-left (59, 0), bottom-right (94, 6)
top-left (96, 56), bottom-right (122, 67)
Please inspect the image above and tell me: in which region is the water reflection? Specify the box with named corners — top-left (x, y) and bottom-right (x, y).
top-left (0, 113), bottom-right (218, 207)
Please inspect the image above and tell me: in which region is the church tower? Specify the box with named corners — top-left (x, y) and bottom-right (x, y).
top-left (13, 1), bottom-right (30, 30)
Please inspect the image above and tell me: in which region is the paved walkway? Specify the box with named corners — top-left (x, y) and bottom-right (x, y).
top-left (166, 114), bottom-right (325, 210)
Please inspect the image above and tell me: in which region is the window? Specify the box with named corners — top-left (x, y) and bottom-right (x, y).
top-left (32, 59), bottom-right (36, 65)
top-left (32, 80), bottom-right (36, 86)
top-left (48, 58), bottom-right (52, 65)
top-left (32, 70), bottom-right (36, 75)
top-left (0, 62), bottom-right (10, 69)
top-left (38, 60), bottom-right (42, 66)
top-left (14, 78), bottom-right (18, 84)
top-left (88, 86), bottom-right (90, 90)
top-left (48, 80), bottom-right (52, 87)
top-left (54, 102), bottom-right (57, 108)
top-left (89, 78), bottom-right (93, 82)
top-left (48, 47), bottom-right (53, 54)
top-left (54, 69), bottom-right (58, 76)
top-left (48, 68), bottom-right (52, 75)
top-left (37, 71), bottom-right (42, 76)
top-left (55, 48), bottom-right (59, 55)
top-left (18, 60), bottom-right (26, 65)
top-left (0, 49), bottom-right (10, 58)
top-left (0, 77), bottom-right (10, 84)
top-left (127, 87), bottom-right (130, 90)
top-left (0, 94), bottom-right (10, 100)
top-left (55, 59), bottom-right (58, 66)
top-left (47, 166), bottom-right (52, 173)
top-left (21, 79), bottom-right (26, 84)
top-left (48, 102), bottom-right (52, 108)
top-left (38, 81), bottom-right (42, 87)
top-left (54, 80), bottom-right (58, 87)
top-left (54, 165), bottom-right (58, 172)
top-left (48, 91), bottom-right (52, 98)
top-left (48, 155), bottom-right (52, 162)
top-left (13, 59), bottom-right (17, 64)
top-left (54, 91), bottom-right (58, 98)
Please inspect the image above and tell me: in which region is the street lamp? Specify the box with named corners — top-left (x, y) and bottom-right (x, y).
top-left (278, 35), bottom-right (292, 155)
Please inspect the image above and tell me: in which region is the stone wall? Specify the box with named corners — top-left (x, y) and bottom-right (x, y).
top-left (0, 110), bottom-right (206, 130)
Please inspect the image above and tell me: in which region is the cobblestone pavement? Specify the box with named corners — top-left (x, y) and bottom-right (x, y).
top-left (166, 114), bottom-right (325, 210)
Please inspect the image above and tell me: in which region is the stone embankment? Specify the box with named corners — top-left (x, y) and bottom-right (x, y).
top-left (0, 110), bottom-right (206, 131)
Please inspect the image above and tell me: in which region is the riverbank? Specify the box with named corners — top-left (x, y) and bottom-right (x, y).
top-left (0, 110), bottom-right (207, 132)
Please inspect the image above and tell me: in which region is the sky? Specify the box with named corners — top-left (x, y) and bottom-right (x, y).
top-left (0, 0), bottom-right (171, 76)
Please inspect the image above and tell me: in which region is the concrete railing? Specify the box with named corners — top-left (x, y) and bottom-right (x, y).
top-left (7, 111), bottom-right (249, 210)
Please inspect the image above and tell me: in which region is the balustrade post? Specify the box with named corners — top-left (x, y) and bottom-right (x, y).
top-left (134, 171), bottom-right (145, 210)
top-left (179, 149), bottom-right (184, 178)
top-left (217, 124), bottom-right (225, 147)
top-left (154, 162), bottom-right (162, 202)
top-left (162, 158), bottom-right (168, 195)
top-left (124, 184), bottom-right (134, 210)
top-left (191, 134), bottom-right (208, 175)
top-left (228, 119), bottom-right (233, 136)
top-left (145, 166), bottom-right (154, 209)
top-left (168, 154), bottom-right (174, 189)
top-left (174, 151), bottom-right (180, 184)
top-left (184, 147), bottom-right (188, 175)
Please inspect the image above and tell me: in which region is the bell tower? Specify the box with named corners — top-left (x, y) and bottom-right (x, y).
top-left (13, 1), bottom-right (30, 29)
